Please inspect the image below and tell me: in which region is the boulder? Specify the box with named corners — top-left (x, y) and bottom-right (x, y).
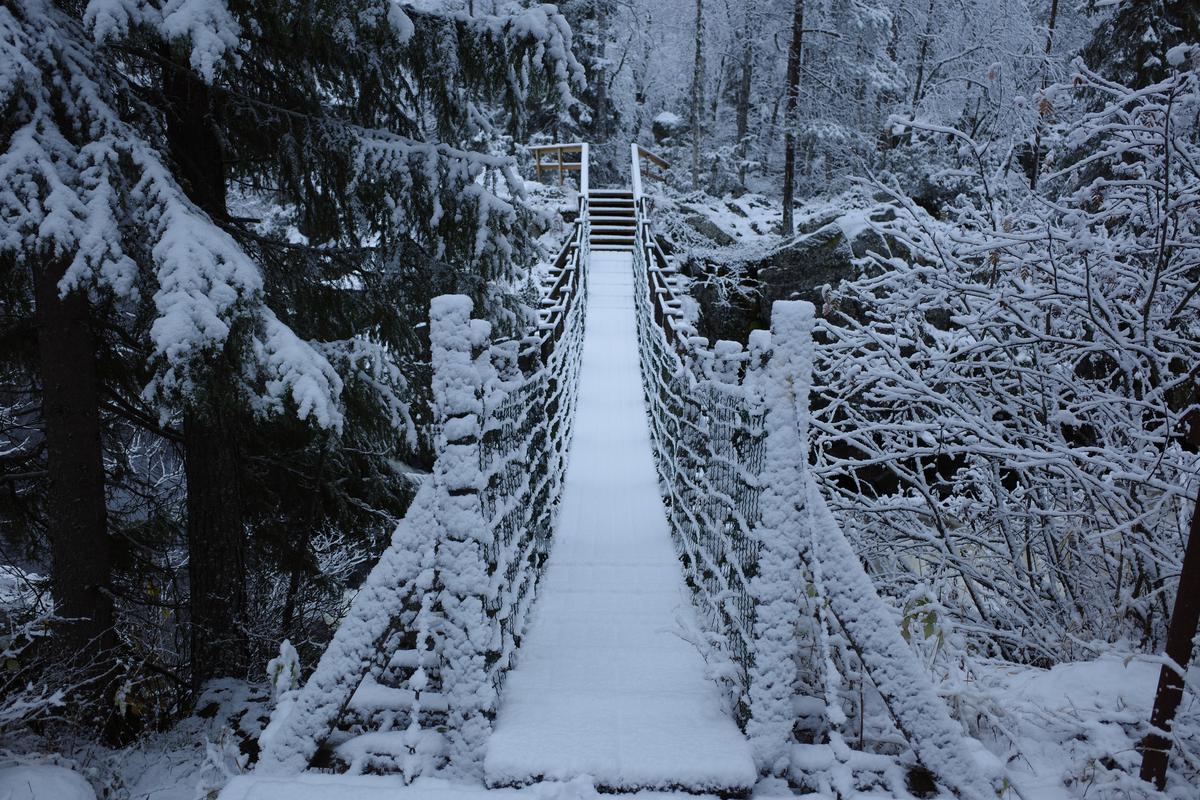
top-left (683, 214), bottom-right (737, 246)
top-left (757, 223), bottom-right (854, 318)
top-left (755, 206), bottom-right (904, 320)
top-left (652, 111), bottom-right (685, 143)
top-left (688, 202), bottom-right (906, 343)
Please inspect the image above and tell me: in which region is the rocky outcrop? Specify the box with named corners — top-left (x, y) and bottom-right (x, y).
top-left (681, 212), bottom-right (737, 246)
top-left (756, 205), bottom-right (902, 318)
top-left (691, 204), bottom-right (905, 343)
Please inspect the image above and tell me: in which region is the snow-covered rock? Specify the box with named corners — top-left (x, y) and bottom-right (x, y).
top-left (0, 765), bottom-right (96, 800)
top-left (652, 111), bottom-right (685, 142)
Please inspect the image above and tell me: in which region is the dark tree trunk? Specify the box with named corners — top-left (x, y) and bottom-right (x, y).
top-left (780, 0), bottom-right (805, 235)
top-left (34, 257), bottom-right (116, 671)
top-left (689, 0), bottom-right (705, 189)
top-left (183, 409), bottom-right (248, 688)
top-left (162, 54), bottom-right (249, 688)
top-left (735, 27), bottom-right (752, 187)
top-left (1028, 0), bottom-right (1059, 190)
top-left (1138, 396), bottom-right (1200, 789)
top-left (910, 0), bottom-right (936, 113)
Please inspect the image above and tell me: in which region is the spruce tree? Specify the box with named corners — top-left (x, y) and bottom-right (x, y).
top-left (92, 0), bottom-right (582, 686)
top-left (4, 0), bottom-right (583, 700)
top-left (1081, 0), bottom-right (1200, 86)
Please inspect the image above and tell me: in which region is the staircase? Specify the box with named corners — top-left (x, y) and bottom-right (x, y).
top-left (587, 189), bottom-right (636, 251)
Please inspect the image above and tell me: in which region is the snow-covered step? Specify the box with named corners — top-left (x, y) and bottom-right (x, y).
top-left (589, 240), bottom-right (635, 250)
top-left (484, 250), bottom-right (756, 795)
top-left (334, 730), bottom-right (447, 775)
top-left (348, 675), bottom-right (449, 715)
top-left (587, 215), bottom-right (635, 224)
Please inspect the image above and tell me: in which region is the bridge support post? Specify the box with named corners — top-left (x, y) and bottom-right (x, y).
top-left (745, 300), bottom-right (815, 775)
top-left (430, 295), bottom-right (498, 778)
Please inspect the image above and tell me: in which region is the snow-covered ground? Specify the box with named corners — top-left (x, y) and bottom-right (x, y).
top-left (0, 764), bottom-right (96, 800)
top-left (966, 654), bottom-right (1199, 800)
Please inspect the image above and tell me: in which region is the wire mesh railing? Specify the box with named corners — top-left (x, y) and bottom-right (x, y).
top-left (630, 202), bottom-right (770, 722)
top-left (256, 198), bottom-right (590, 781)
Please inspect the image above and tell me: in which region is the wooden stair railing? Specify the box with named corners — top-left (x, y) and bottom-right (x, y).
top-left (528, 142), bottom-right (589, 191)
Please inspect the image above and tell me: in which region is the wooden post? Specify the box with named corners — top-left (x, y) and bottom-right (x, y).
top-left (557, 146), bottom-right (564, 186)
top-left (1139, 390), bottom-right (1200, 789)
top-left (430, 295), bottom-right (496, 778)
top-left (745, 301), bottom-right (813, 771)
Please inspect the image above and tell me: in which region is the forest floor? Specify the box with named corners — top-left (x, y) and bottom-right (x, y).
top-left (0, 611), bottom-right (1175, 800)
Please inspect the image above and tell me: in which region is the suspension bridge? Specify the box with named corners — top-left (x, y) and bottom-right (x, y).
top-left (223, 146), bottom-right (999, 800)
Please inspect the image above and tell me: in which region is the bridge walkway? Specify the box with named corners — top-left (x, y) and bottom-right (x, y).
top-left (483, 250), bottom-right (756, 793)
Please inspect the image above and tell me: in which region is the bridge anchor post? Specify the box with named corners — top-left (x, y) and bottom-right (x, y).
top-left (430, 295), bottom-right (499, 779)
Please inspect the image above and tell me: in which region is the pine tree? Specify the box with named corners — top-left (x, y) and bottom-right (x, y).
top-left (1082, 0), bottom-right (1200, 87)
top-left (89, 0), bottom-right (582, 686)
top-left (4, 0), bottom-right (583, 701)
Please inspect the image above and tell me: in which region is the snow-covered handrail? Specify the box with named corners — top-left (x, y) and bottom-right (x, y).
top-left (631, 143), bottom-right (643, 201)
top-left (257, 214), bottom-right (589, 781)
top-left (631, 215), bottom-right (778, 732)
top-left (631, 143), bottom-right (670, 202)
top-left (630, 201), bottom-right (998, 798)
top-left (580, 142), bottom-right (589, 197)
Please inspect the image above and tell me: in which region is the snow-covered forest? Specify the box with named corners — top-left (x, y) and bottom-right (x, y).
top-left (1, 1), bottom-right (1198, 798)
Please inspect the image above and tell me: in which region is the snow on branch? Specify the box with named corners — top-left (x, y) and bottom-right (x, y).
top-left (2, 0), bottom-right (344, 429)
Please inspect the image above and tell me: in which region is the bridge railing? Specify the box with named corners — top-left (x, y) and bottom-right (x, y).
top-left (256, 193), bottom-right (590, 781)
top-left (630, 171), bottom-right (1000, 798)
top-left (527, 142), bottom-right (589, 192)
top-left (630, 201), bottom-right (802, 740)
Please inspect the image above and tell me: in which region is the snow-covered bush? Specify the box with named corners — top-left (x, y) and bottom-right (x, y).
top-left (814, 55), bottom-right (1200, 666)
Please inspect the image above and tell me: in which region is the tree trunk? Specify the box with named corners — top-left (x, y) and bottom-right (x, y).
top-left (910, 0), bottom-right (936, 113)
top-left (690, 0), bottom-right (704, 189)
top-left (780, 0), bottom-right (805, 235)
top-left (183, 409), bottom-right (248, 688)
top-left (34, 256), bottom-right (116, 673)
top-left (162, 54), bottom-right (249, 688)
top-left (1028, 0), bottom-right (1059, 190)
top-left (735, 24), bottom-right (753, 187)
top-left (1138, 396), bottom-right (1200, 789)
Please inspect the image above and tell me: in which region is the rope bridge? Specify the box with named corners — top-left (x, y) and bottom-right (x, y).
top-left (247, 143), bottom-right (999, 800)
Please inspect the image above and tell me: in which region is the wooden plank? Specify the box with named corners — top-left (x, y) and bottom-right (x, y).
top-left (528, 143), bottom-right (585, 154)
top-left (636, 145), bottom-right (671, 169)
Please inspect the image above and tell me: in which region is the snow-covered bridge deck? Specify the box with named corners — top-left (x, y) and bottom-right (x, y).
top-left (484, 250), bottom-right (756, 793)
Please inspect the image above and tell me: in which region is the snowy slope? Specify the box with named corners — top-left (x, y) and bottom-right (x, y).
top-left (483, 251), bottom-right (756, 793)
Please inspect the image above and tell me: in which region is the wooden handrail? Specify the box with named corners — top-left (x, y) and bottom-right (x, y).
top-left (636, 144), bottom-right (670, 170)
top-left (527, 142), bottom-right (587, 153)
top-left (630, 143), bottom-right (670, 202)
top-left (528, 142), bottom-right (589, 193)
top-left (630, 142), bottom-right (643, 201)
